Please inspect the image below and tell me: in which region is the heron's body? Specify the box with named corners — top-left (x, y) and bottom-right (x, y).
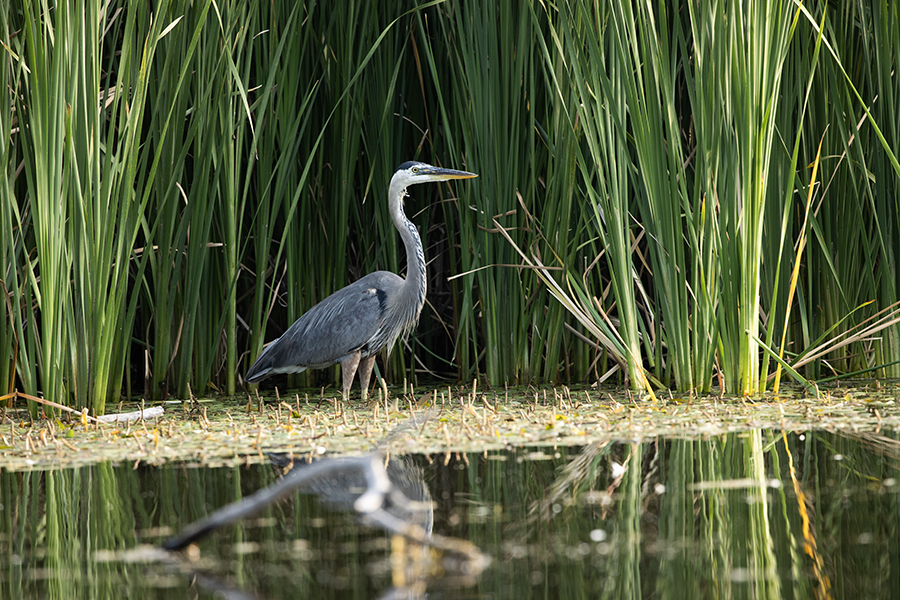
top-left (246, 162), bottom-right (477, 400)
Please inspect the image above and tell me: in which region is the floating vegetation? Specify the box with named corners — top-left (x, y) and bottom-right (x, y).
top-left (1, 382), bottom-right (898, 472)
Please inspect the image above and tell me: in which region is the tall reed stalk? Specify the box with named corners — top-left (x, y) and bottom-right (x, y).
top-left (19, 0), bottom-right (72, 410)
top-left (810, 1), bottom-right (900, 378)
top-left (431, 0), bottom-right (539, 384)
top-left (0, 5), bottom-right (25, 399)
top-left (536, 2), bottom-right (649, 390)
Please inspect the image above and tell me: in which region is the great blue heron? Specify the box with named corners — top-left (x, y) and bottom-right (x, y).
top-left (245, 161), bottom-right (477, 400)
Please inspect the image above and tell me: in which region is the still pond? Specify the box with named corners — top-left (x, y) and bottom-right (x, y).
top-left (1, 429), bottom-right (898, 599)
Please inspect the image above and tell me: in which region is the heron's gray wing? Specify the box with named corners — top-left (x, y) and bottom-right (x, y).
top-left (246, 272), bottom-right (402, 380)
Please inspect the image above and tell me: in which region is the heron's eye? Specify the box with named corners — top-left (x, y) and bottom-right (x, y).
top-left (412, 167), bottom-right (419, 173)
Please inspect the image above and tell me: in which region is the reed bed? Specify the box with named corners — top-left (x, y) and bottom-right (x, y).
top-left (2, 0), bottom-right (898, 412)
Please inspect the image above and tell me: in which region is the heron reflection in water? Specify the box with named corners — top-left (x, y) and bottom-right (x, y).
top-left (162, 451), bottom-right (488, 597)
top-left (162, 454), bottom-right (433, 550)
top-left (245, 162), bottom-right (477, 400)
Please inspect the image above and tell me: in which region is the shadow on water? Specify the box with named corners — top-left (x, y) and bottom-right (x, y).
top-left (0, 429), bottom-right (899, 599)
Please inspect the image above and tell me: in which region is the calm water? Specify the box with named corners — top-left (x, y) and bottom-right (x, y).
top-left (1, 430), bottom-right (898, 599)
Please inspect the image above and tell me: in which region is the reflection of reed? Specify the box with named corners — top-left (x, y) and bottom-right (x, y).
top-left (6, 429), bottom-right (899, 598)
top-left (529, 441), bottom-right (612, 522)
top-left (783, 431), bottom-right (834, 600)
top-left (745, 429), bottom-right (783, 599)
top-left (836, 430), bottom-right (900, 461)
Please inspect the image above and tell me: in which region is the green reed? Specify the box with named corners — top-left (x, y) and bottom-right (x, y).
top-left (807, 1), bottom-right (900, 379)
top-left (17, 0), bottom-right (72, 410)
top-left (0, 6), bottom-right (24, 399)
top-left (3, 0), bottom-right (900, 409)
top-left (428, 0), bottom-right (541, 384)
top-left (539, 1), bottom-right (674, 391)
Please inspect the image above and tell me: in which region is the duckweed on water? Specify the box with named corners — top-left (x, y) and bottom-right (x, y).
top-left (1, 381), bottom-right (899, 471)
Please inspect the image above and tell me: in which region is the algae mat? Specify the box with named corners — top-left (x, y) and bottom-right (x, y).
top-left (2, 382), bottom-right (900, 471)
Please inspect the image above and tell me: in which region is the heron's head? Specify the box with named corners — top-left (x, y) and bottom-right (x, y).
top-left (392, 161), bottom-right (478, 189)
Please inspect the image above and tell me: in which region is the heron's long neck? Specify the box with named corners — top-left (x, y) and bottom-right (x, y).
top-left (389, 180), bottom-right (427, 319)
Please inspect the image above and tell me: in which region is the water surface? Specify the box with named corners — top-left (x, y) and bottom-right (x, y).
top-left (1, 430), bottom-right (898, 599)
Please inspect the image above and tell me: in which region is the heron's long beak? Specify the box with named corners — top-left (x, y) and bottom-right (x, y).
top-left (422, 166), bottom-right (478, 181)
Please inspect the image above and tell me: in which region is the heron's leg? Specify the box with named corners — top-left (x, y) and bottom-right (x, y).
top-left (339, 352), bottom-right (361, 402)
top-left (358, 355), bottom-right (376, 401)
